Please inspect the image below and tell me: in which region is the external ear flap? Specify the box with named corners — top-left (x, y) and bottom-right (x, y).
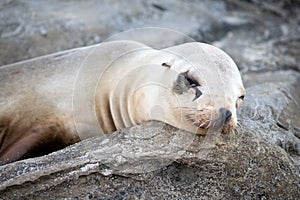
top-left (161, 58), bottom-right (175, 68)
top-left (161, 62), bottom-right (171, 68)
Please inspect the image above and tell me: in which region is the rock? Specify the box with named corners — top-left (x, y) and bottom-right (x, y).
top-left (0, 121), bottom-right (299, 199)
top-left (0, 0), bottom-right (229, 66)
top-left (1, 0), bottom-right (299, 68)
top-left (238, 72), bottom-right (300, 166)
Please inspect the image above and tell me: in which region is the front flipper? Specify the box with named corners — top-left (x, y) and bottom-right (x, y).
top-left (0, 121), bottom-right (79, 165)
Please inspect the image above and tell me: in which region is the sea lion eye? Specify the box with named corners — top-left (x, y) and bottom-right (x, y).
top-left (172, 72), bottom-right (202, 101)
top-left (186, 77), bottom-right (200, 87)
top-left (239, 95), bottom-right (245, 101)
top-left (184, 74), bottom-right (202, 101)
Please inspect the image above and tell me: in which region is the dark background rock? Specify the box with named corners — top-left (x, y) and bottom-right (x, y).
top-left (0, 0), bottom-right (299, 199)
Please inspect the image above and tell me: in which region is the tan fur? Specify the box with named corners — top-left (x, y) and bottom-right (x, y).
top-left (0, 94), bottom-right (79, 165)
top-left (0, 41), bottom-right (245, 165)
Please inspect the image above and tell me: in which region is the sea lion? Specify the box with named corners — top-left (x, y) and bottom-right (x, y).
top-left (0, 40), bottom-right (245, 165)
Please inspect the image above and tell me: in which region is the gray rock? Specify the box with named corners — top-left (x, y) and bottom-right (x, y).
top-left (238, 72), bottom-right (300, 166)
top-left (1, 0), bottom-right (299, 68)
top-left (0, 121), bottom-right (299, 199)
top-left (0, 0), bottom-right (229, 66)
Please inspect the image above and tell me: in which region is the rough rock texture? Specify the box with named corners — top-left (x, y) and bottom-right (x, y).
top-left (239, 78), bottom-right (300, 162)
top-left (1, 122), bottom-right (299, 199)
top-left (0, 0), bottom-right (228, 66)
top-left (0, 0), bottom-right (300, 199)
top-left (1, 0), bottom-right (299, 68)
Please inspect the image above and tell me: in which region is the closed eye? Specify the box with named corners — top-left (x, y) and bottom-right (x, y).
top-left (186, 76), bottom-right (200, 87)
top-left (185, 74), bottom-right (202, 101)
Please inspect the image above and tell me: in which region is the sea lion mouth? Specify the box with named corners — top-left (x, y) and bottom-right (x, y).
top-left (185, 107), bottom-right (234, 133)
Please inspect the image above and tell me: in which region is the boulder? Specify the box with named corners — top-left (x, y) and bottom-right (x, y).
top-left (1, 102), bottom-right (299, 199)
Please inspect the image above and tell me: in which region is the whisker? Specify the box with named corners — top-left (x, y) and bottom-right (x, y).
top-left (198, 119), bottom-right (210, 128)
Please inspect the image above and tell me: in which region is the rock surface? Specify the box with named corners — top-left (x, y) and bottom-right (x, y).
top-left (1, 121), bottom-right (299, 199)
top-left (0, 0), bottom-right (299, 199)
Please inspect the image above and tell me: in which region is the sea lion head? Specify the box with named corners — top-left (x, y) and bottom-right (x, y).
top-left (95, 41), bottom-right (245, 135)
top-left (159, 42), bottom-right (245, 134)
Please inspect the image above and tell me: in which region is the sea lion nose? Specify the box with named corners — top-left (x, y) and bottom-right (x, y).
top-left (219, 108), bottom-right (232, 124)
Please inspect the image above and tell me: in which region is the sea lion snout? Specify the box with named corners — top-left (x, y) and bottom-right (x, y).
top-left (219, 108), bottom-right (232, 124)
top-left (218, 108), bottom-right (236, 134)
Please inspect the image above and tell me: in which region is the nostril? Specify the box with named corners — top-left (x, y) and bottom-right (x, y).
top-left (219, 108), bottom-right (232, 124)
top-left (225, 110), bottom-right (232, 123)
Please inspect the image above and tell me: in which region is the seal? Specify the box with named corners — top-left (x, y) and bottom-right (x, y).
top-left (0, 41), bottom-right (245, 164)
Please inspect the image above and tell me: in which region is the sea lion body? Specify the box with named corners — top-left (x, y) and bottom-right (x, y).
top-left (0, 41), bottom-right (245, 164)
